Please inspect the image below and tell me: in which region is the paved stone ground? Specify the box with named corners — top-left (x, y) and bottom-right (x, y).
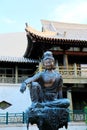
top-left (0, 122), bottom-right (87, 130)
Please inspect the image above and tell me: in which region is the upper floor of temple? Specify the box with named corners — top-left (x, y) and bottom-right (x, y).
top-left (24, 20), bottom-right (87, 65)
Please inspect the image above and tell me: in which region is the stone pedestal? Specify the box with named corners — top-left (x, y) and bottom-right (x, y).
top-left (26, 101), bottom-right (69, 130)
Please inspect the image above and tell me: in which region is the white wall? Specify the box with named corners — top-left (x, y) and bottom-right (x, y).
top-left (0, 84), bottom-right (31, 113)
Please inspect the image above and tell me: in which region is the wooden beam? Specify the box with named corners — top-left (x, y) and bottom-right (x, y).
top-left (52, 50), bottom-right (87, 56)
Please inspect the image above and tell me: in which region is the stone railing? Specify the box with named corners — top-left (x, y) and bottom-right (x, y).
top-left (0, 76), bottom-right (28, 84)
top-left (58, 66), bottom-right (87, 84)
top-left (0, 65), bottom-right (87, 83)
top-left (58, 66), bottom-right (87, 78)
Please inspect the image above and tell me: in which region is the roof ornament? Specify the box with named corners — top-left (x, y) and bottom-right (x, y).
top-left (25, 23), bottom-right (28, 27)
top-left (64, 31), bottom-right (66, 36)
top-left (56, 31), bottom-right (66, 37)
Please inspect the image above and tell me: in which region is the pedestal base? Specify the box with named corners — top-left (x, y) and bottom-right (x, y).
top-left (26, 106), bottom-right (69, 130)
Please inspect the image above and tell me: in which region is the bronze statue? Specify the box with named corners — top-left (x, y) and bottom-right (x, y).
top-left (20, 51), bottom-right (70, 130)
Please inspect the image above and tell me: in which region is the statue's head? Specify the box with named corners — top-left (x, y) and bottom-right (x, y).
top-left (43, 51), bottom-right (54, 61)
top-left (42, 51), bottom-right (55, 70)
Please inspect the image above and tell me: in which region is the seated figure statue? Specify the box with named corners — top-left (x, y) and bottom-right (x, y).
top-left (20, 51), bottom-right (70, 130)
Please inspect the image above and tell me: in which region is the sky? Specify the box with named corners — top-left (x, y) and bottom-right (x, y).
top-left (0, 0), bottom-right (87, 57)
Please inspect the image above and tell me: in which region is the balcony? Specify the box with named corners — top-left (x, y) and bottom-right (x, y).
top-left (0, 75), bottom-right (28, 84)
top-left (58, 65), bottom-right (87, 84)
top-left (0, 65), bottom-right (87, 84)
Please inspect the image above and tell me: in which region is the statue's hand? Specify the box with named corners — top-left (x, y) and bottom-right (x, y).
top-left (20, 82), bottom-right (26, 93)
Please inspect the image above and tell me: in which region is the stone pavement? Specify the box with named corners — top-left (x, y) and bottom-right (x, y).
top-left (0, 122), bottom-right (87, 130)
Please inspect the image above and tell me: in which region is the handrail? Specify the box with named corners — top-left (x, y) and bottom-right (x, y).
top-left (58, 66), bottom-right (87, 78)
top-left (0, 112), bottom-right (25, 124)
top-left (0, 110), bottom-right (86, 124)
top-left (0, 66), bottom-right (87, 83)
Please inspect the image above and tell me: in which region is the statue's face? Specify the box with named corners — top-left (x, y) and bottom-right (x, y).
top-left (43, 58), bottom-right (54, 70)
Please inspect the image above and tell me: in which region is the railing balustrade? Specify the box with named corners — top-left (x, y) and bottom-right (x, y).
top-left (69, 110), bottom-right (85, 122)
top-left (0, 66), bottom-right (87, 83)
top-left (0, 110), bottom-right (86, 125)
top-left (0, 112), bottom-right (25, 124)
top-left (58, 66), bottom-right (87, 78)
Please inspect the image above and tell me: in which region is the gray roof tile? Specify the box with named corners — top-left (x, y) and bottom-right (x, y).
top-left (41, 20), bottom-right (87, 41)
top-left (0, 56), bottom-right (39, 63)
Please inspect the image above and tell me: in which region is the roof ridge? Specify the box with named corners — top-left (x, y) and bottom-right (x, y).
top-left (41, 19), bottom-right (87, 27)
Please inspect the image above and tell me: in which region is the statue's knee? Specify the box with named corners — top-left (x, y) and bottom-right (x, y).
top-left (31, 82), bottom-right (40, 89)
top-left (31, 82), bottom-right (40, 86)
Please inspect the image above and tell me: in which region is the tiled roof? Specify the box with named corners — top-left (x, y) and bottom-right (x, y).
top-left (24, 21), bottom-right (87, 59)
top-left (25, 23), bottom-right (87, 42)
top-left (41, 19), bottom-right (87, 30)
top-left (25, 24), bottom-right (57, 38)
top-left (41, 20), bottom-right (87, 41)
top-left (25, 24), bottom-right (87, 46)
top-left (0, 56), bottom-right (39, 63)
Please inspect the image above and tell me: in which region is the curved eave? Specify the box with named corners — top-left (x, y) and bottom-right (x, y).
top-left (29, 32), bottom-right (87, 46)
top-left (24, 25), bottom-right (87, 59)
top-left (25, 25), bottom-right (87, 45)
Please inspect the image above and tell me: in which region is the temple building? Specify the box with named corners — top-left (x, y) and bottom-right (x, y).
top-left (24, 20), bottom-right (87, 111)
top-left (0, 20), bottom-right (87, 113)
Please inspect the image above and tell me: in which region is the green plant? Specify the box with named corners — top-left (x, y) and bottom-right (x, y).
top-left (84, 106), bottom-right (87, 124)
